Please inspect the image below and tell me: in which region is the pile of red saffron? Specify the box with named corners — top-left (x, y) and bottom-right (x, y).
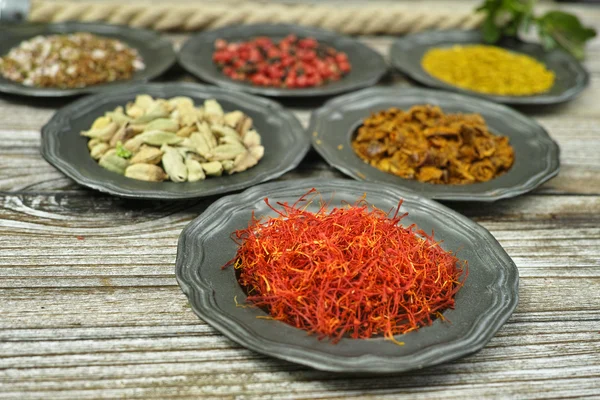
top-left (226, 190), bottom-right (467, 344)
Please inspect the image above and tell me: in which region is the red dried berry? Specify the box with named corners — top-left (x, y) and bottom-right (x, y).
top-left (213, 35), bottom-right (351, 89)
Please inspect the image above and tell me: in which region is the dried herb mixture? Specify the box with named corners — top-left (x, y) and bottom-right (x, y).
top-left (83, 95), bottom-right (264, 182)
top-left (0, 32), bottom-right (144, 88)
top-left (352, 105), bottom-right (515, 184)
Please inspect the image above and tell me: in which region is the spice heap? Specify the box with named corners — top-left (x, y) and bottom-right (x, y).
top-left (212, 35), bottom-right (351, 88)
top-left (228, 190), bottom-right (466, 344)
top-left (421, 45), bottom-right (555, 96)
top-left (0, 33), bottom-right (145, 89)
top-left (352, 105), bottom-right (515, 184)
top-left (83, 95), bottom-right (264, 182)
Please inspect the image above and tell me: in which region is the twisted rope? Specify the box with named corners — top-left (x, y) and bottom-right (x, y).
top-left (28, 0), bottom-right (484, 34)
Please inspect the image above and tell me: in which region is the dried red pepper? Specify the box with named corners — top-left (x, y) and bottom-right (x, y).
top-left (212, 35), bottom-right (351, 89)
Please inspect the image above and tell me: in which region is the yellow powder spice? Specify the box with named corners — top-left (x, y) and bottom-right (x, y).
top-left (421, 45), bottom-right (555, 96)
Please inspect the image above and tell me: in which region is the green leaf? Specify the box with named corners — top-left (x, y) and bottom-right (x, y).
top-left (482, 17), bottom-right (502, 43)
top-left (476, 0), bottom-right (500, 13)
top-left (476, 0), bottom-right (535, 39)
top-left (537, 11), bottom-right (596, 60)
top-left (475, 0), bottom-right (595, 59)
top-left (520, 12), bottom-right (533, 32)
top-left (115, 141), bottom-right (132, 159)
top-left (539, 32), bottom-right (557, 51)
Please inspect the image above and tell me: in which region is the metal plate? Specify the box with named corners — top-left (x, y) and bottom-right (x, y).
top-left (41, 83), bottom-right (309, 199)
top-left (389, 30), bottom-right (589, 105)
top-left (178, 24), bottom-right (387, 98)
top-left (309, 87), bottom-right (560, 202)
top-left (175, 178), bottom-right (519, 373)
top-left (0, 22), bottom-right (176, 97)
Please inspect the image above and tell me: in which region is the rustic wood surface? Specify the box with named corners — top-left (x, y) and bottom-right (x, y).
top-left (1, 3), bottom-right (600, 399)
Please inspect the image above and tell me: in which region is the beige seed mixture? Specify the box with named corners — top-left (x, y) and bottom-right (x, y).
top-left (0, 32), bottom-right (145, 88)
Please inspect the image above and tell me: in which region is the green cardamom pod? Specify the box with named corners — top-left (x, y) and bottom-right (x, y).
top-left (189, 132), bottom-right (211, 157)
top-left (204, 99), bottom-right (224, 124)
top-left (98, 149), bottom-right (129, 175)
top-left (144, 118), bottom-right (179, 133)
top-left (91, 116), bottom-right (111, 130)
top-left (123, 135), bottom-right (145, 153)
top-left (230, 151), bottom-right (256, 173)
top-left (140, 130), bottom-right (183, 146)
top-left (209, 143), bottom-right (246, 161)
top-left (249, 145), bottom-right (265, 161)
top-left (197, 121), bottom-right (218, 149)
top-left (178, 138), bottom-right (195, 149)
top-left (235, 115), bottom-right (253, 136)
top-left (176, 125), bottom-right (196, 137)
top-left (231, 145), bottom-right (264, 174)
top-left (221, 159), bottom-right (235, 173)
top-left (109, 123), bottom-right (135, 147)
top-left (161, 145), bottom-right (188, 182)
top-left (242, 130), bottom-right (262, 148)
top-left (90, 142), bottom-right (110, 160)
top-left (177, 147), bottom-right (199, 159)
top-left (134, 94), bottom-right (154, 110)
top-left (219, 135), bottom-right (244, 146)
top-left (87, 138), bottom-right (101, 151)
top-left (168, 96), bottom-right (195, 110)
top-left (131, 112), bottom-right (166, 125)
top-left (105, 106), bottom-right (132, 125)
top-left (131, 102), bottom-right (170, 124)
top-left (130, 145), bottom-right (163, 165)
top-left (125, 163), bottom-right (168, 182)
top-left (81, 121), bottom-right (119, 141)
top-left (211, 125), bottom-right (241, 141)
top-left (187, 153), bottom-right (208, 163)
top-left (179, 107), bottom-right (198, 127)
top-left (201, 161), bottom-right (223, 177)
top-left (126, 102), bottom-right (144, 119)
top-left (223, 111), bottom-right (244, 128)
top-left (186, 157), bottom-right (206, 182)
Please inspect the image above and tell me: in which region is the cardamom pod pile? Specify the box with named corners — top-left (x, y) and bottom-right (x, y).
top-left (82, 95), bottom-right (265, 182)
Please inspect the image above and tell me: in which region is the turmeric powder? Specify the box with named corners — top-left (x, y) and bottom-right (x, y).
top-left (351, 105), bottom-right (514, 185)
top-left (421, 45), bottom-right (555, 96)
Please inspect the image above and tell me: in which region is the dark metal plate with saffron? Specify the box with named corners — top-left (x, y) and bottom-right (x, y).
top-left (178, 24), bottom-right (387, 98)
top-left (309, 87), bottom-right (560, 202)
top-left (389, 30), bottom-right (589, 105)
top-left (175, 178), bottom-right (519, 373)
top-left (41, 83), bottom-right (309, 200)
top-left (0, 22), bottom-right (176, 97)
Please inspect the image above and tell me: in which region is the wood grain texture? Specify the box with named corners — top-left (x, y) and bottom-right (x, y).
top-left (1, 3), bottom-right (600, 398)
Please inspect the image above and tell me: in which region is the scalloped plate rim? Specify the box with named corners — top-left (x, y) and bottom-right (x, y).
top-left (308, 87), bottom-right (560, 202)
top-left (177, 23), bottom-right (388, 98)
top-left (40, 82), bottom-right (310, 199)
top-left (175, 178), bottom-right (519, 373)
top-left (389, 29), bottom-right (589, 105)
top-left (0, 21), bottom-right (176, 97)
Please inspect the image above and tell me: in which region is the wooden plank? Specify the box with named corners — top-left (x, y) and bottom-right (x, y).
top-left (0, 195), bottom-right (598, 280)
top-left (0, 281), bottom-right (597, 395)
top-left (1, 6), bottom-right (599, 398)
top-left (0, 189), bottom-right (598, 397)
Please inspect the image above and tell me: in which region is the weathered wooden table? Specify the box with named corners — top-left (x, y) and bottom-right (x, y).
top-left (1, 5), bottom-right (600, 399)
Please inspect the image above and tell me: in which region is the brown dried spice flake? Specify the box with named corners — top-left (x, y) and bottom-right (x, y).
top-left (351, 105), bottom-right (515, 185)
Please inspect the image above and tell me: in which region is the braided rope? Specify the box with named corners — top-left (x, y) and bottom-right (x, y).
top-left (28, 0), bottom-right (484, 34)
